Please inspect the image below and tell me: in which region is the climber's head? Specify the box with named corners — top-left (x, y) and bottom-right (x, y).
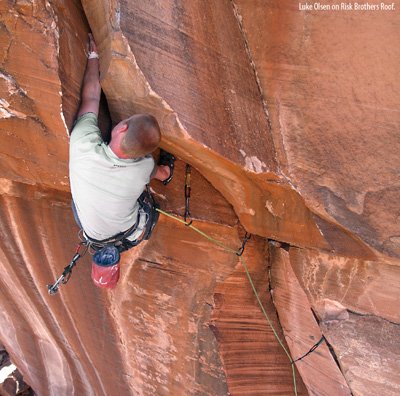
top-left (109, 114), bottom-right (161, 159)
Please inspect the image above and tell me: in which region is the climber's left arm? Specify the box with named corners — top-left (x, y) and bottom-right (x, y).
top-left (77, 33), bottom-right (101, 118)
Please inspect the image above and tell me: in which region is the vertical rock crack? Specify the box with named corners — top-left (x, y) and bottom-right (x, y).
top-left (230, 0), bottom-right (279, 171)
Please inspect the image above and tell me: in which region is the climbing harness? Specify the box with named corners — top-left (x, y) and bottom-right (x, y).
top-left (84, 186), bottom-right (159, 252)
top-left (139, 185), bottom-right (160, 241)
top-left (184, 164), bottom-right (192, 223)
top-left (47, 243), bottom-right (88, 295)
top-left (48, 187), bottom-right (160, 294)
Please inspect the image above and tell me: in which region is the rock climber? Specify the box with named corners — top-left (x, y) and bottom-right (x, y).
top-left (69, 33), bottom-right (175, 289)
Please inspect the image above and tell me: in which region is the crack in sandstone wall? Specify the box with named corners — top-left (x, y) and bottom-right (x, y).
top-left (79, 1), bottom-right (398, 394)
top-left (270, 245), bottom-right (352, 395)
top-left (0, 0), bottom-right (75, 190)
top-left (322, 312), bottom-right (400, 396)
top-left (270, 243), bottom-right (400, 395)
top-left (81, 0), bottom-right (378, 260)
top-left (1, 1), bottom-right (399, 395)
top-left (1, 2), bottom-right (307, 392)
top-left (232, 0), bottom-right (400, 259)
top-left (230, 0), bottom-right (280, 172)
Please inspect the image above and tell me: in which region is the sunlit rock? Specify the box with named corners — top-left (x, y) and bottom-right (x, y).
top-left (0, 1), bottom-right (399, 395)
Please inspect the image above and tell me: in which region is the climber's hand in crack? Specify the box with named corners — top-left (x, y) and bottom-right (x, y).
top-left (151, 165), bottom-right (171, 182)
top-left (152, 150), bottom-right (176, 185)
top-left (77, 33), bottom-right (101, 118)
top-left (88, 32), bottom-right (98, 54)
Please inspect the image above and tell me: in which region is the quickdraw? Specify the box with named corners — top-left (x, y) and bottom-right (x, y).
top-left (48, 164), bottom-right (252, 295)
top-left (182, 163), bottom-right (251, 256)
top-left (47, 243), bottom-right (88, 295)
top-left (184, 164), bottom-right (192, 224)
top-left (236, 232), bottom-right (251, 256)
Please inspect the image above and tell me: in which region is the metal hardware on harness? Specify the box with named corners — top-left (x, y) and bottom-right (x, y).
top-left (184, 164), bottom-right (192, 223)
top-left (236, 232), bottom-right (251, 256)
top-left (47, 243), bottom-right (87, 295)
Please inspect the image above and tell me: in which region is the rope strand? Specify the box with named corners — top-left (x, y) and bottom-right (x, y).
top-left (156, 208), bottom-right (298, 395)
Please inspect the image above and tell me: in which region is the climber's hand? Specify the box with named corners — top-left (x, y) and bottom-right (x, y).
top-left (88, 33), bottom-right (98, 54)
top-left (151, 165), bottom-right (171, 182)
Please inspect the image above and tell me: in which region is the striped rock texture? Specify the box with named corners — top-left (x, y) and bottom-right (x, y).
top-left (0, 1), bottom-right (399, 395)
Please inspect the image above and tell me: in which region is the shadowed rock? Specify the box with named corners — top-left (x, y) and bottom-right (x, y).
top-left (0, 1), bottom-right (399, 395)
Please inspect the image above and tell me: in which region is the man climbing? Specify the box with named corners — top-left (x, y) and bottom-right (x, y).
top-left (69, 33), bottom-right (174, 289)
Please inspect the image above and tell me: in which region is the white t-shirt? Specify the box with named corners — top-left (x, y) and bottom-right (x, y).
top-left (69, 113), bottom-right (154, 240)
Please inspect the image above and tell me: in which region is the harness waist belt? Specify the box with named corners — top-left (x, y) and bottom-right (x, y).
top-left (84, 218), bottom-right (139, 246)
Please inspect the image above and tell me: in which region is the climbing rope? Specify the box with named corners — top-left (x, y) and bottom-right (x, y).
top-left (48, 160), bottom-right (323, 394)
top-left (157, 163), bottom-right (332, 394)
top-left (156, 207), bottom-right (299, 394)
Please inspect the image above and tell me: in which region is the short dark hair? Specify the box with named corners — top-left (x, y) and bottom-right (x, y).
top-left (120, 114), bottom-right (161, 158)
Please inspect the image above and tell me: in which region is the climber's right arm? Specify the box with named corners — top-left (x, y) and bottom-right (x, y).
top-left (77, 33), bottom-right (101, 118)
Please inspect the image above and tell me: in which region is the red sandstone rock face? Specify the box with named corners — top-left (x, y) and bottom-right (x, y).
top-left (81, 0), bottom-right (384, 260)
top-left (322, 314), bottom-right (400, 396)
top-left (0, 0), bottom-right (85, 190)
top-left (270, 245), bottom-right (400, 395)
top-left (0, 178), bottom-right (306, 395)
top-left (1, 1), bottom-right (400, 396)
top-left (234, 0), bottom-right (400, 258)
top-left (288, 248), bottom-right (400, 324)
top-left (270, 246), bottom-right (351, 396)
top-left (211, 236), bottom-right (307, 395)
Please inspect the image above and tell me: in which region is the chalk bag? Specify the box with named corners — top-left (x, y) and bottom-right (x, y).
top-left (91, 246), bottom-right (120, 289)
